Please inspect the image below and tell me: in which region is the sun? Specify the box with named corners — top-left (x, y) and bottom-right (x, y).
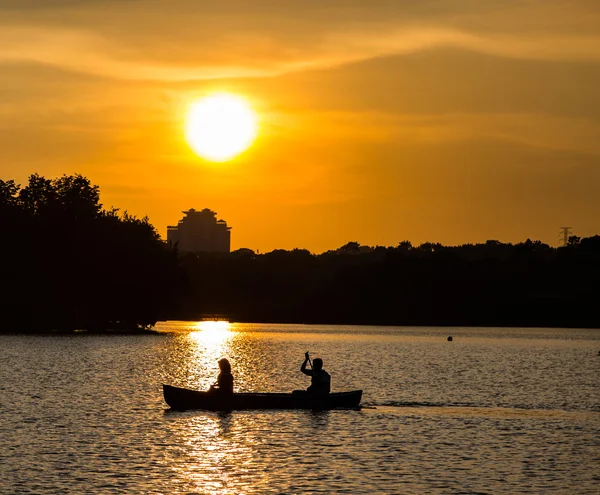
top-left (185, 93), bottom-right (258, 162)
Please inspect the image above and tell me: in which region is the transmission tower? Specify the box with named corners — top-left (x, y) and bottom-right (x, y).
top-left (559, 227), bottom-right (572, 247)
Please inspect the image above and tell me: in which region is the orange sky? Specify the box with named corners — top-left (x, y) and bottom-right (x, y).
top-left (1, 1), bottom-right (599, 252)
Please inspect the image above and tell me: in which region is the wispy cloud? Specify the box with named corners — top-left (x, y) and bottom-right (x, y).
top-left (1, 5), bottom-right (600, 81)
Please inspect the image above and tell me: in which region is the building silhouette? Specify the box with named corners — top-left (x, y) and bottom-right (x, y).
top-left (167, 208), bottom-right (231, 253)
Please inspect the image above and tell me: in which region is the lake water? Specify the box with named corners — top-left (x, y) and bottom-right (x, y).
top-left (1, 323), bottom-right (599, 494)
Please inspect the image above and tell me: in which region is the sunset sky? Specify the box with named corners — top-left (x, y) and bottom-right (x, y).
top-left (2, 0), bottom-right (599, 253)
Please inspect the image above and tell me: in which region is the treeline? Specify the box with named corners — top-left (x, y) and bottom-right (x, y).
top-left (0, 174), bottom-right (182, 332)
top-left (2, 174), bottom-right (599, 331)
top-left (179, 238), bottom-right (600, 328)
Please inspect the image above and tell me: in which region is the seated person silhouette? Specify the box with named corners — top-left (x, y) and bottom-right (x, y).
top-left (209, 358), bottom-right (234, 395)
top-left (298, 352), bottom-right (330, 397)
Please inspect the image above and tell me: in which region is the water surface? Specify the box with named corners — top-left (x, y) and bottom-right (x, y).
top-left (1, 323), bottom-right (599, 494)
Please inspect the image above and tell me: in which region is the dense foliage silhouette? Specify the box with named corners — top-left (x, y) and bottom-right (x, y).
top-left (2, 173), bottom-right (599, 331)
top-left (0, 174), bottom-right (182, 332)
top-left (178, 238), bottom-right (600, 328)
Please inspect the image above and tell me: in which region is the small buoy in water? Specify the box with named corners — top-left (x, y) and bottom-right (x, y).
top-left (447, 336), bottom-right (453, 342)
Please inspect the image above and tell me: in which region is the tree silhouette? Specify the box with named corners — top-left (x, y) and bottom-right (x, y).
top-left (0, 174), bottom-right (182, 332)
top-left (3, 174), bottom-right (599, 331)
top-left (177, 236), bottom-right (600, 328)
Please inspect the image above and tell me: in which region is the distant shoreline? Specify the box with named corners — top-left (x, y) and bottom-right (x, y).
top-left (0, 328), bottom-right (162, 336)
top-left (2, 321), bottom-right (600, 334)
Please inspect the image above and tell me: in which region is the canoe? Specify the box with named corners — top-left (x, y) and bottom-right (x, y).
top-left (163, 384), bottom-right (362, 411)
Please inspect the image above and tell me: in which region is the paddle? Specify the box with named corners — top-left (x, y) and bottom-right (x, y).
top-left (305, 351), bottom-right (313, 371)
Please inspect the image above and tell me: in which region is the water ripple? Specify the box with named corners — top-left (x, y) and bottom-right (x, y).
top-left (1, 325), bottom-right (599, 494)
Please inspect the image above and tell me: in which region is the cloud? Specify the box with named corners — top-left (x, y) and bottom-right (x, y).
top-left (0, 27), bottom-right (274, 81)
top-left (320, 111), bottom-right (600, 154)
top-left (1, 1), bottom-right (599, 81)
top-left (2, 26), bottom-right (600, 81)
top-left (0, 0), bottom-right (140, 8)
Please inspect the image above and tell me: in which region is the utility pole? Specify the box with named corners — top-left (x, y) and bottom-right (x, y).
top-left (559, 227), bottom-right (572, 247)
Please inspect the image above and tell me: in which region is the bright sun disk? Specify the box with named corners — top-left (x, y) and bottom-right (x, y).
top-left (185, 93), bottom-right (258, 162)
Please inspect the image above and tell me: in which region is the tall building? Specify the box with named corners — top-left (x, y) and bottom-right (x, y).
top-left (167, 208), bottom-right (231, 253)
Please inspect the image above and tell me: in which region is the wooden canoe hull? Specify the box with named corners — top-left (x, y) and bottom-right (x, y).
top-left (163, 384), bottom-right (362, 411)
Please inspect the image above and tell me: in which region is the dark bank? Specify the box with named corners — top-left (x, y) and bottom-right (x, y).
top-left (2, 174), bottom-right (599, 332)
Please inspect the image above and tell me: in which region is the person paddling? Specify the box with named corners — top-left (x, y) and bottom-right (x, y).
top-left (209, 358), bottom-right (234, 395)
top-left (301, 352), bottom-right (331, 396)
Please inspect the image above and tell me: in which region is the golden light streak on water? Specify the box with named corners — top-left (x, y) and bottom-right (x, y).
top-left (2, 324), bottom-right (600, 494)
top-left (191, 320), bottom-right (233, 344)
top-left (187, 321), bottom-right (234, 391)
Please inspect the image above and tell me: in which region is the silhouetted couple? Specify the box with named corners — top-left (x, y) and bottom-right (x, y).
top-left (208, 353), bottom-right (330, 396)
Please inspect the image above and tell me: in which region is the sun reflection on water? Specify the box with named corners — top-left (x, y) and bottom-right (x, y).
top-left (191, 320), bottom-right (233, 345)
top-left (167, 321), bottom-right (268, 493)
top-left (188, 321), bottom-right (234, 390)
top-left (166, 412), bottom-right (268, 494)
